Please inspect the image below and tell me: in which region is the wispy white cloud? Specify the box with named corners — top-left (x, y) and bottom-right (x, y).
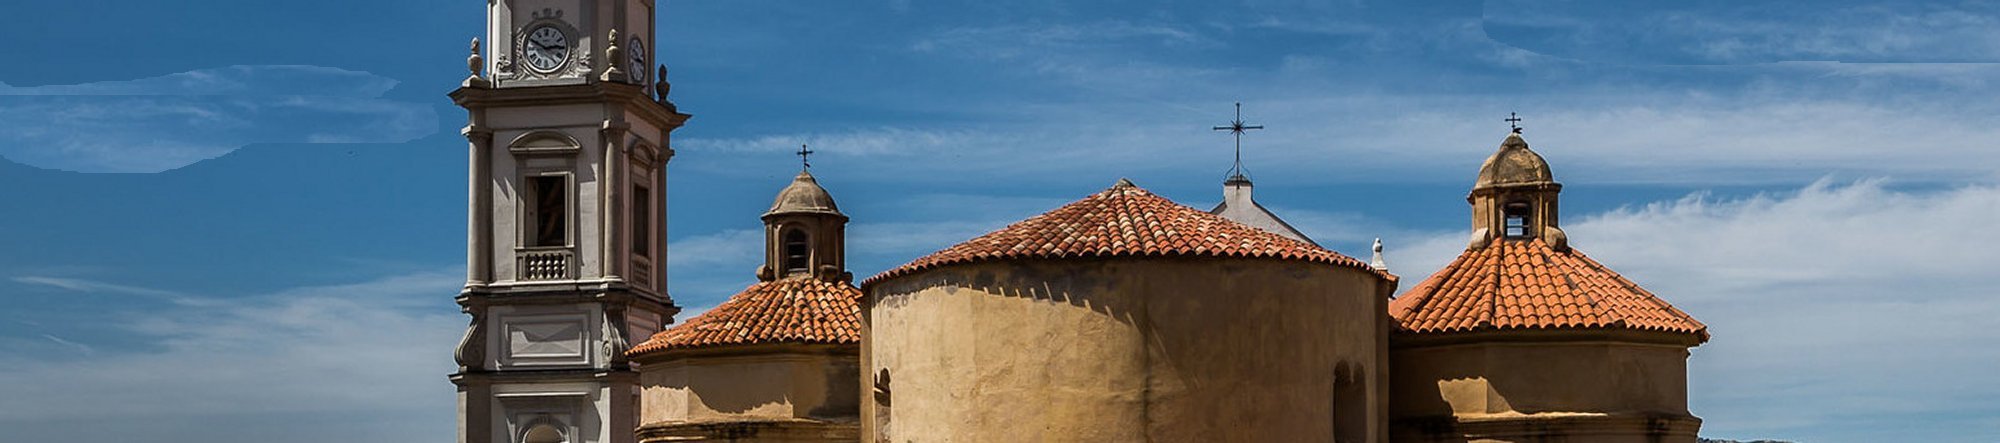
top-left (665, 228), bottom-right (765, 302)
top-left (668, 228), bottom-right (764, 269)
top-left (912, 21), bottom-right (1216, 55)
top-left (680, 92), bottom-right (2000, 187)
top-left (0, 65), bottom-right (436, 173)
top-left (38, 334), bottom-right (93, 356)
top-left (1486, 1), bottom-right (2000, 64)
top-left (0, 65), bottom-right (400, 96)
top-left (849, 220), bottom-right (1009, 263)
top-left (1264, 206), bottom-right (1426, 248)
top-left (0, 268), bottom-right (464, 442)
top-left (11, 276), bottom-right (215, 307)
top-left (907, 20), bottom-right (1236, 95)
top-left (682, 127), bottom-right (983, 157)
top-left (1390, 180), bottom-right (2000, 441)
top-left (1669, 5), bottom-right (2000, 63)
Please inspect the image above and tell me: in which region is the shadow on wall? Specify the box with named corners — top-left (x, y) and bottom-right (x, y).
top-left (663, 350), bottom-right (862, 421)
top-left (1412, 352), bottom-right (1677, 418)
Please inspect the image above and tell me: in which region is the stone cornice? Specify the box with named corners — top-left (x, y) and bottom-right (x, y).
top-left (1391, 327), bottom-right (1705, 349)
top-left (449, 82), bottom-right (690, 130)
top-left (628, 342), bottom-right (858, 365)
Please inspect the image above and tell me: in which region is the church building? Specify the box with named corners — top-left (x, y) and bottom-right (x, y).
top-left (446, 2), bottom-right (1709, 442)
top-left (1386, 131), bottom-right (1709, 442)
top-left (626, 168), bottom-right (863, 442)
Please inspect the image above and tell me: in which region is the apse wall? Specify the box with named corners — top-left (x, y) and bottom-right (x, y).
top-left (863, 257), bottom-right (1392, 442)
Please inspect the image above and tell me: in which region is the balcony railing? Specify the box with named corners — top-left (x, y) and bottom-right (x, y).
top-left (518, 248), bottom-right (573, 281)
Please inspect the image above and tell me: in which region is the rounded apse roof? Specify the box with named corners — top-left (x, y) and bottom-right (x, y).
top-left (865, 179), bottom-right (1389, 286)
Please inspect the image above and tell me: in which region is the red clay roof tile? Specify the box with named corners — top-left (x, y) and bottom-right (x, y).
top-left (864, 181), bottom-right (1385, 285)
top-left (1389, 238), bottom-right (1708, 341)
top-left (626, 276), bottom-right (862, 356)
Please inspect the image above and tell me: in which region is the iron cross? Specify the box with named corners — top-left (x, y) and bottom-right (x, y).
top-left (796, 143), bottom-right (814, 170)
top-left (1506, 112), bottom-right (1523, 133)
top-left (1213, 102), bottom-right (1264, 179)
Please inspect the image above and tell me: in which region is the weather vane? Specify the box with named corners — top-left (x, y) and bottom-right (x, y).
top-left (1213, 102), bottom-right (1264, 181)
top-left (796, 143), bottom-right (814, 170)
top-left (1506, 112), bottom-right (1523, 133)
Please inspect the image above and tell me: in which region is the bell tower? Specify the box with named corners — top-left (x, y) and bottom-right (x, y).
top-left (757, 167), bottom-right (850, 283)
top-left (449, 0), bottom-right (688, 442)
top-left (1467, 131), bottom-right (1568, 251)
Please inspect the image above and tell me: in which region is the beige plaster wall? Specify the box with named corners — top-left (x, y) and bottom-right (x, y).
top-left (863, 258), bottom-right (1391, 443)
top-left (1389, 340), bottom-right (1696, 442)
top-left (638, 348), bottom-right (859, 428)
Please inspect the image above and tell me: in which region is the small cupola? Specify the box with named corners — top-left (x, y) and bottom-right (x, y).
top-left (767, 171), bottom-right (842, 216)
top-left (1467, 131), bottom-right (1568, 250)
top-left (760, 168), bottom-right (851, 283)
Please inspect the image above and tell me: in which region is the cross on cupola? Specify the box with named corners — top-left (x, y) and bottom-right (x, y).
top-left (1213, 102), bottom-right (1265, 181)
top-left (797, 143), bottom-right (815, 170)
top-left (1506, 112), bottom-right (1524, 133)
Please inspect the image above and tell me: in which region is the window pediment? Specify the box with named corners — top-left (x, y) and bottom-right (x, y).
top-left (509, 131), bottom-right (582, 156)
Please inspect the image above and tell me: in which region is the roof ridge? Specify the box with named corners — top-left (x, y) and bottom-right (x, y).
top-left (866, 182), bottom-right (1379, 286)
top-left (1534, 240), bottom-right (1605, 327)
top-left (1488, 244), bottom-right (1504, 331)
top-left (1572, 250), bottom-right (1708, 334)
top-left (1390, 237), bottom-right (1705, 341)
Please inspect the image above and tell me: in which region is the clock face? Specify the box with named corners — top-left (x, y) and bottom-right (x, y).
top-left (522, 25), bottom-right (570, 73)
top-left (628, 37), bottom-right (647, 81)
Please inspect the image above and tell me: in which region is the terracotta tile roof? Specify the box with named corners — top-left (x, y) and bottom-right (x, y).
top-left (865, 180), bottom-right (1383, 285)
top-left (627, 276), bottom-right (862, 356)
top-left (1389, 238), bottom-right (1708, 341)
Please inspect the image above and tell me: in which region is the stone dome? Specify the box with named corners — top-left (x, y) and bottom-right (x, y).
top-left (1473, 132), bottom-right (1554, 189)
top-left (766, 171), bottom-right (842, 217)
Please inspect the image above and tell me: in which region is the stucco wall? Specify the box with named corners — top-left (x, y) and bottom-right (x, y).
top-left (1389, 339), bottom-right (1697, 443)
top-left (863, 257), bottom-right (1390, 442)
top-left (638, 348), bottom-right (860, 427)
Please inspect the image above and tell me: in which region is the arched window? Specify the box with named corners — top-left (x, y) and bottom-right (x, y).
top-left (1332, 362), bottom-right (1366, 443)
top-left (1503, 202), bottom-right (1531, 238)
top-left (783, 229), bottom-right (810, 274)
top-left (521, 422), bottom-right (566, 443)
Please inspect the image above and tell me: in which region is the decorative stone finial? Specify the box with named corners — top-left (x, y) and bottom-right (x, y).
top-left (602, 29), bottom-right (626, 82)
top-left (655, 65), bottom-right (673, 106)
top-left (464, 38), bottom-right (489, 88)
top-left (1370, 238), bottom-right (1389, 271)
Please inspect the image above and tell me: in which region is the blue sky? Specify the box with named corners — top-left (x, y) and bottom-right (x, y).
top-left (3, 0), bottom-right (1998, 441)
